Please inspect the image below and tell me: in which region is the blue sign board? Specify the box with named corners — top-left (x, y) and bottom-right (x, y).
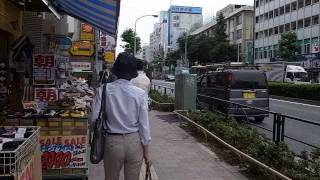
top-left (170, 6), bottom-right (202, 14)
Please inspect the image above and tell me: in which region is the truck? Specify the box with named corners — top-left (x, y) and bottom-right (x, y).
top-left (257, 62), bottom-right (310, 83)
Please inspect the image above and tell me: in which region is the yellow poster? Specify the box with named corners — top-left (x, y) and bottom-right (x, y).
top-left (80, 23), bottom-right (94, 41)
top-left (104, 51), bottom-right (115, 64)
top-left (70, 41), bottom-right (94, 56)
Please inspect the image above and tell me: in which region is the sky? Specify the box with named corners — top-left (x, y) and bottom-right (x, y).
top-left (116, 0), bottom-right (254, 54)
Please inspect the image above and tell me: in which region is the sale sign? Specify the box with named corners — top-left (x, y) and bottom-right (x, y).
top-left (40, 136), bottom-right (88, 169)
top-left (18, 157), bottom-right (34, 180)
top-left (34, 88), bottom-right (58, 102)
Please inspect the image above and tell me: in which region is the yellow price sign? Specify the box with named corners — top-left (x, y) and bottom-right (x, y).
top-left (104, 51), bottom-right (115, 63)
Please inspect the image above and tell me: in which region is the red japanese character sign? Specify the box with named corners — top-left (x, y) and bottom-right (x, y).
top-left (34, 88), bottom-right (58, 102)
top-left (33, 54), bottom-right (55, 68)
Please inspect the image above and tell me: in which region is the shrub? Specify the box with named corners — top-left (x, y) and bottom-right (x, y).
top-left (181, 110), bottom-right (320, 179)
top-left (149, 90), bottom-right (175, 112)
top-left (149, 90), bottom-right (174, 103)
top-left (268, 82), bottom-right (320, 101)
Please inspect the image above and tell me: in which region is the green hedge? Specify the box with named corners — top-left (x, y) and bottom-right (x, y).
top-left (149, 90), bottom-right (174, 103)
top-left (181, 110), bottom-right (320, 180)
top-left (149, 90), bottom-right (175, 112)
top-left (268, 82), bottom-right (320, 101)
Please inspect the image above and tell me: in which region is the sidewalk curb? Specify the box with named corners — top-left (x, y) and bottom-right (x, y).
top-left (270, 95), bottom-right (320, 106)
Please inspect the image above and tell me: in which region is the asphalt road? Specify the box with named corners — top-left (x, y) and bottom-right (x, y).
top-left (151, 79), bottom-right (320, 154)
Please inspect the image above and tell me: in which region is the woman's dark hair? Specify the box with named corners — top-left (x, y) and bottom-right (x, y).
top-left (136, 59), bottom-right (144, 71)
top-left (111, 52), bottom-right (138, 80)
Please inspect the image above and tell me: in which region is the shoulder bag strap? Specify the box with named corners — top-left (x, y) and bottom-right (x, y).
top-left (100, 83), bottom-right (109, 131)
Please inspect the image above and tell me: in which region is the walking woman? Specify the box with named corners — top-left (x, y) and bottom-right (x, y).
top-left (90, 52), bottom-right (151, 180)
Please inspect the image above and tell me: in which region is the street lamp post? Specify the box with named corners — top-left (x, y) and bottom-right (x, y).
top-left (134, 14), bottom-right (158, 57)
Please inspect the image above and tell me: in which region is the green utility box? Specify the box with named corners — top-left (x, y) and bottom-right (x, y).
top-left (175, 74), bottom-right (197, 110)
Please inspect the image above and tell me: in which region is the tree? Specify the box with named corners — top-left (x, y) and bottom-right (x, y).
top-left (212, 13), bottom-right (228, 43)
top-left (120, 28), bottom-right (141, 54)
top-left (279, 32), bottom-right (298, 62)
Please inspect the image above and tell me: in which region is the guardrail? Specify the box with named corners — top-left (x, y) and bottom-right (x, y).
top-left (174, 110), bottom-right (292, 180)
top-left (151, 83), bottom-right (320, 150)
top-left (151, 83), bottom-right (175, 97)
top-left (197, 94), bottom-right (320, 150)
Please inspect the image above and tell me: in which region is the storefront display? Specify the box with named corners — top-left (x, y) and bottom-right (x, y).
top-left (0, 127), bottom-right (41, 180)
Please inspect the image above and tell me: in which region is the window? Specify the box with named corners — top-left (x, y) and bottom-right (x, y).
top-left (313, 0), bottom-right (319, 4)
top-left (259, 31), bottom-right (263, 39)
top-left (264, 50), bottom-right (268, 58)
top-left (269, 28), bottom-right (274, 36)
top-left (274, 8), bottom-right (279, 17)
top-left (255, 0), bottom-right (260, 7)
top-left (291, 21), bottom-right (297, 30)
top-left (298, 0), bottom-right (304, 8)
top-left (280, 6), bottom-right (285, 15)
top-left (285, 23), bottom-right (291, 31)
top-left (256, 16), bottom-right (260, 23)
top-left (255, 32), bottom-right (259, 39)
top-left (269, 11), bottom-right (274, 19)
top-left (292, 1), bottom-right (297, 11)
top-left (298, 19), bottom-right (304, 28)
top-left (236, 15), bottom-right (242, 25)
top-left (304, 17), bottom-right (311, 27)
top-left (305, 0), bottom-right (311, 6)
top-left (285, 4), bottom-right (291, 13)
top-left (305, 43), bottom-right (311, 54)
top-left (287, 72), bottom-right (294, 80)
top-left (237, 29), bottom-right (242, 39)
top-left (264, 13), bottom-right (269, 20)
top-left (173, 23), bottom-right (180, 27)
top-left (274, 26), bottom-right (279, 34)
top-left (312, 15), bottom-right (319, 25)
top-left (173, 15), bottom-right (180, 20)
top-left (260, 15), bottom-right (264, 22)
top-left (264, 30), bottom-right (269, 37)
top-left (279, 25), bottom-right (284, 33)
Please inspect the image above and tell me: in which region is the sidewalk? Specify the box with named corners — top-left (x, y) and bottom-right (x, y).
top-left (89, 111), bottom-right (247, 180)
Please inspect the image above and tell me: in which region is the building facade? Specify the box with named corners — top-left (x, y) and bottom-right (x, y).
top-left (191, 4), bottom-right (254, 63)
top-left (254, 0), bottom-right (320, 63)
top-left (136, 45), bottom-right (153, 62)
top-left (149, 6), bottom-right (203, 61)
top-left (167, 6), bottom-right (203, 51)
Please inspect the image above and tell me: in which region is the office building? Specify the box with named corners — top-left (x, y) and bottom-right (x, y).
top-left (149, 6), bottom-right (203, 60)
top-left (254, 0), bottom-right (320, 63)
top-left (191, 4), bottom-right (254, 63)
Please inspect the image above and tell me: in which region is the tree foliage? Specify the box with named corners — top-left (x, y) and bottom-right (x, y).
top-left (213, 13), bottom-right (228, 43)
top-left (279, 32), bottom-right (298, 62)
top-left (120, 28), bottom-right (141, 54)
top-left (169, 13), bottom-right (237, 66)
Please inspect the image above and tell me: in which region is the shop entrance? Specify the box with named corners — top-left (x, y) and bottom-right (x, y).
top-left (0, 29), bottom-right (12, 112)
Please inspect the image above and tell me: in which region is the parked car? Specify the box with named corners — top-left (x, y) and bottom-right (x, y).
top-left (197, 70), bottom-right (269, 122)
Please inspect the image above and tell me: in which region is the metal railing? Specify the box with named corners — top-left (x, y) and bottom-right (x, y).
top-left (151, 83), bottom-right (320, 150)
top-left (197, 94), bottom-right (320, 150)
top-left (151, 83), bottom-right (175, 97)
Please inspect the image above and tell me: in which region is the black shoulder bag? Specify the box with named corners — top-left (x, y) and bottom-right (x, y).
top-left (90, 83), bottom-right (107, 164)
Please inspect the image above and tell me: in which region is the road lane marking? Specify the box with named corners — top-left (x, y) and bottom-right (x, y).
top-left (270, 98), bottom-right (320, 108)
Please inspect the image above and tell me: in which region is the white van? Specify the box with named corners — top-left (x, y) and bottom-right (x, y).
top-left (285, 65), bottom-right (310, 84)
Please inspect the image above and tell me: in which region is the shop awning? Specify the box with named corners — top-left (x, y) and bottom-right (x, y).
top-left (51, 0), bottom-right (121, 37)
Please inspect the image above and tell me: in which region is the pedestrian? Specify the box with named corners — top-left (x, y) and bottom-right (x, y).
top-left (90, 52), bottom-right (151, 180)
top-left (131, 59), bottom-right (151, 94)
